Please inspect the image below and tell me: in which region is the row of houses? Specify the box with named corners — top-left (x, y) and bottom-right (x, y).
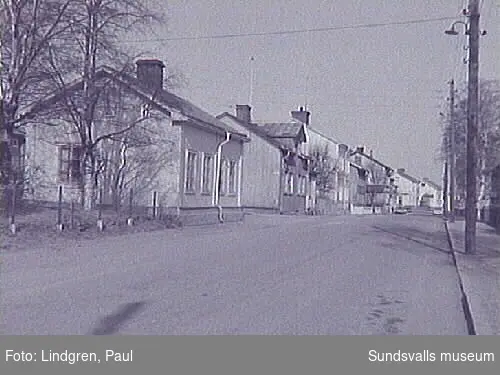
top-left (8, 59), bottom-right (444, 225)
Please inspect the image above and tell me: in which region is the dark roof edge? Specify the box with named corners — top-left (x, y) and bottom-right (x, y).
top-left (217, 112), bottom-right (285, 150)
top-left (21, 67), bottom-right (248, 141)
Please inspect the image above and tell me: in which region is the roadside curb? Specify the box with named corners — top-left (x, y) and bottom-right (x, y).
top-left (443, 220), bottom-right (477, 335)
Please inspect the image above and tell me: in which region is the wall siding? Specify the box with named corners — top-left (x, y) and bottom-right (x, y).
top-left (25, 85), bottom-right (184, 209)
top-left (180, 124), bottom-right (242, 209)
top-left (218, 116), bottom-right (281, 210)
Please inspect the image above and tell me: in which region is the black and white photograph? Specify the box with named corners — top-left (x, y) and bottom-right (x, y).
top-left (1, 0), bottom-right (499, 336)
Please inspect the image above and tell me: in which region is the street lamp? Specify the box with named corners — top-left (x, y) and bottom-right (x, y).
top-left (444, 0), bottom-right (482, 254)
top-left (444, 20), bottom-right (469, 35)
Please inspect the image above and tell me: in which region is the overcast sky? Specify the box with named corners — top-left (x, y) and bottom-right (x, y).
top-left (133, 0), bottom-right (500, 184)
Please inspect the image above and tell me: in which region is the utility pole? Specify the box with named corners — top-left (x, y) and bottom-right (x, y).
top-left (443, 160), bottom-right (449, 220)
top-left (448, 79), bottom-right (456, 223)
top-left (465, 0), bottom-right (480, 254)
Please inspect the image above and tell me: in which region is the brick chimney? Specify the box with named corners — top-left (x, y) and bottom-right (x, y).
top-left (291, 106), bottom-right (310, 125)
top-left (356, 146), bottom-right (364, 154)
top-left (397, 168), bottom-right (405, 174)
top-left (369, 149), bottom-right (373, 158)
top-left (136, 59), bottom-right (165, 91)
top-left (236, 105), bottom-right (252, 123)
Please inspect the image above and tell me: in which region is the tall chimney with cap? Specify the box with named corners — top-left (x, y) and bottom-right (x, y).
top-left (136, 59), bottom-right (165, 91)
top-left (291, 106), bottom-right (310, 125)
top-left (236, 105), bottom-right (252, 123)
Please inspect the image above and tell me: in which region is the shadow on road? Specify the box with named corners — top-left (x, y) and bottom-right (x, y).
top-left (89, 301), bottom-right (147, 335)
top-left (372, 225), bottom-right (451, 255)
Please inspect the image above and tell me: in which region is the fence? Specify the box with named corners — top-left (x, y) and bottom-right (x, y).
top-left (1, 185), bottom-right (182, 235)
top-left (314, 197), bottom-right (345, 216)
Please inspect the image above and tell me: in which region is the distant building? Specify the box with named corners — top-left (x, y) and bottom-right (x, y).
top-left (348, 146), bottom-right (395, 213)
top-left (393, 168), bottom-right (420, 208)
top-left (217, 106), bottom-right (312, 215)
top-left (418, 178), bottom-right (442, 209)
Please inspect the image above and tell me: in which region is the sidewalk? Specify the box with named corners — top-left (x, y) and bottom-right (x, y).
top-left (445, 220), bottom-right (500, 335)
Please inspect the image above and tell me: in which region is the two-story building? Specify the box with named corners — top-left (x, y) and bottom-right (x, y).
top-left (306, 126), bottom-right (350, 214)
top-left (393, 168), bottom-right (420, 209)
top-left (418, 178), bottom-right (443, 209)
top-left (349, 146), bottom-right (395, 213)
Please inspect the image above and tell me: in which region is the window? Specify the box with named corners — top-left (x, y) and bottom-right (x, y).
top-left (301, 176), bottom-right (307, 196)
top-left (58, 144), bottom-right (82, 184)
top-left (298, 176), bottom-right (304, 195)
top-left (201, 153), bottom-right (213, 194)
top-left (228, 160), bottom-right (237, 194)
top-left (285, 172), bottom-right (294, 195)
top-left (185, 150), bottom-right (197, 193)
top-left (141, 103), bottom-right (151, 118)
top-left (219, 158), bottom-right (227, 195)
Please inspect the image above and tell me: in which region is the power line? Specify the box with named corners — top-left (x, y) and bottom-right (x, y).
top-left (121, 16), bottom-right (459, 43)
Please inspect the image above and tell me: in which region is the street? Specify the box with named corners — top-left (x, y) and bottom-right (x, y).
top-left (1, 214), bottom-right (468, 335)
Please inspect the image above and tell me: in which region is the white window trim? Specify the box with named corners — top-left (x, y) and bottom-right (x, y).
top-left (219, 157), bottom-right (228, 196)
top-left (200, 152), bottom-right (213, 194)
top-left (237, 156), bottom-right (243, 206)
top-left (228, 160), bottom-right (238, 195)
top-left (184, 149), bottom-right (197, 194)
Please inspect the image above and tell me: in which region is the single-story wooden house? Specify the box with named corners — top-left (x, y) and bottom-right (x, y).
top-left (217, 105), bottom-right (313, 214)
top-left (21, 59), bottom-right (249, 225)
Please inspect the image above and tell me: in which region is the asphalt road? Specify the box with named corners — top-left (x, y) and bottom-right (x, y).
top-left (1, 213), bottom-right (468, 335)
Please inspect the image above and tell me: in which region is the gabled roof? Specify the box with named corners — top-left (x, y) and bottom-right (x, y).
top-left (349, 150), bottom-right (393, 171)
top-left (422, 179), bottom-right (442, 190)
top-left (396, 170), bottom-right (420, 183)
top-left (256, 122), bottom-right (304, 138)
top-left (216, 112), bottom-right (285, 150)
top-left (217, 112), bottom-right (312, 160)
top-left (307, 127), bottom-right (342, 146)
top-left (21, 66), bottom-right (248, 141)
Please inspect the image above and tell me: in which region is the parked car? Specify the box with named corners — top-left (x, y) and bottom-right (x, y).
top-left (394, 207), bottom-right (408, 214)
top-left (432, 208), bottom-right (443, 215)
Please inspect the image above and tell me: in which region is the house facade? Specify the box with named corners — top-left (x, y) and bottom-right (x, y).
top-left (393, 168), bottom-right (420, 209)
top-left (348, 160), bottom-right (369, 214)
top-left (306, 126), bottom-right (350, 214)
top-left (22, 59), bottom-right (249, 225)
top-left (418, 178), bottom-right (442, 209)
top-left (349, 146), bottom-right (396, 213)
top-left (217, 105), bottom-right (312, 214)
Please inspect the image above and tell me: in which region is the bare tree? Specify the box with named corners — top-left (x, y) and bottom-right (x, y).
top-left (36, 0), bottom-right (167, 209)
top-left (365, 161), bottom-right (388, 185)
top-left (310, 144), bottom-right (337, 197)
top-left (1, 0), bottom-right (74, 199)
top-left (440, 79), bottom-right (500, 207)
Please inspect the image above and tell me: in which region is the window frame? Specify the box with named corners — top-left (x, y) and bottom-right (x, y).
top-left (228, 160), bottom-right (237, 195)
top-left (285, 171), bottom-right (294, 195)
top-left (185, 149), bottom-right (198, 194)
top-left (58, 144), bottom-right (83, 185)
top-left (219, 158), bottom-right (228, 196)
top-left (201, 153), bottom-right (214, 195)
